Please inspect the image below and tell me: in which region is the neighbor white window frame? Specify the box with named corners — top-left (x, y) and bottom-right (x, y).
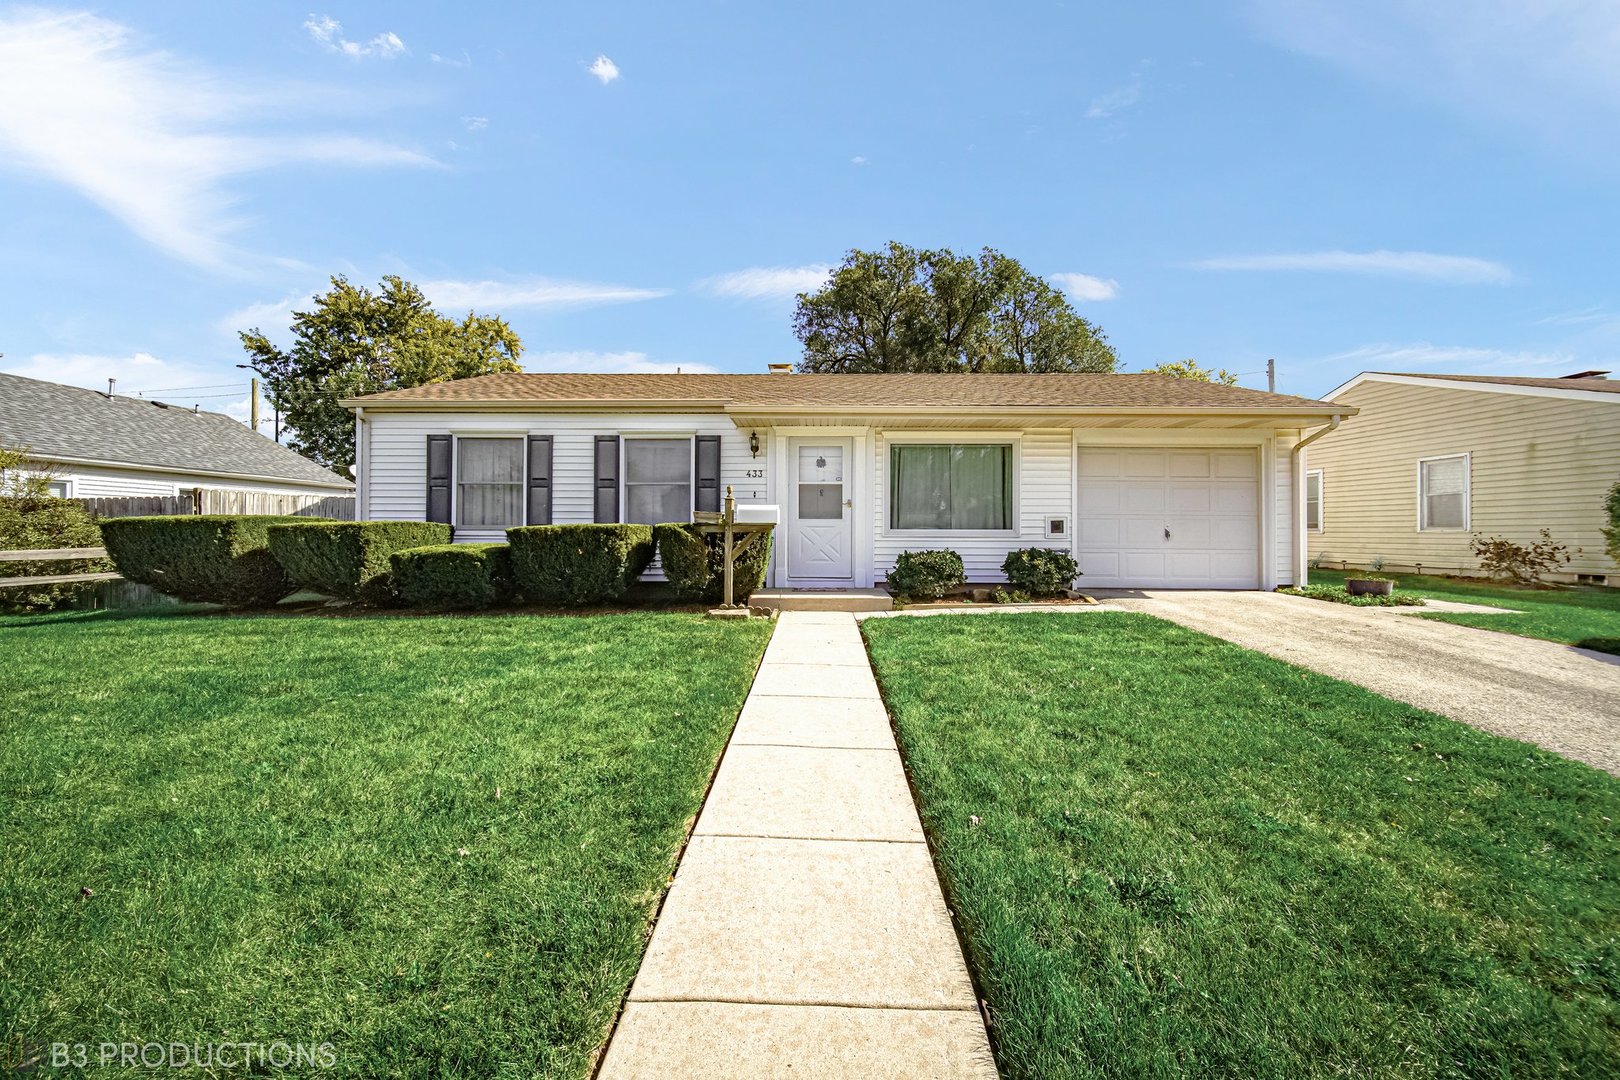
top-left (881, 432), bottom-right (1020, 537)
top-left (620, 434), bottom-right (696, 525)
top-left (1416, 452), bottom-right (1470, 532)
top-left (451, 433), bottom-right (526, 530)
top-left (46, 478), bottom-right (72, 499)
top-left (1305, 469), bottom-right (1324, 532)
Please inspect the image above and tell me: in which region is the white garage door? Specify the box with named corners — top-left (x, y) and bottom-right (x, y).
top-left (1075, 448), bottom-right (1260, 589)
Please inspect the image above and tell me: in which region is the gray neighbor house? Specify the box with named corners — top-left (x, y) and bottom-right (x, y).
top-left (0, 372), bottom-right (352, 503)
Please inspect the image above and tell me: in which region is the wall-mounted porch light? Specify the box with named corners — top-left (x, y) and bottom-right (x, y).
top-left (748, 431), bottom-right (760, 458)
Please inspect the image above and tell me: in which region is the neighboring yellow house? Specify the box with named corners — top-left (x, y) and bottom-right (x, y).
top-left (1307, 371), bottom-right (1620, 584)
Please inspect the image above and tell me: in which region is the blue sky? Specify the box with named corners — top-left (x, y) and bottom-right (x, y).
top-left (2, 1), bottom-right (1618, 431)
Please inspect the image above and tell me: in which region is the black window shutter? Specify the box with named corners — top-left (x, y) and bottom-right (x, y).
top-left (695, 435), bottom-right (722, 513)
top-left (426, 435), bottom-right (453, 524)
top-left (594, 435), bottom-right (620, 522)
top-left (526, 435), bottom-right (553, 525)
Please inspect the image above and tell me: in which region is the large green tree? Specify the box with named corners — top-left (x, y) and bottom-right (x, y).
top-left (239, 276), bottom-right (523, 476)
top-left (1140, 358), bottom-right (1239, 385)
top-left (792, 243), bottom-right (1116, 373)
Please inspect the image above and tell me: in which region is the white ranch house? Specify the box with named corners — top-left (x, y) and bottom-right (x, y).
top-left (344, 370), bottom-right (1352, 591)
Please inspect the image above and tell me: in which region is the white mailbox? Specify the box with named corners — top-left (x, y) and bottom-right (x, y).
top-left (732, 504), bottom-right (780, 525)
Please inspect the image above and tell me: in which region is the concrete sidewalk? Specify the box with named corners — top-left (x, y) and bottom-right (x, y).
top-left (598, 611), bottom-right (997, 1080)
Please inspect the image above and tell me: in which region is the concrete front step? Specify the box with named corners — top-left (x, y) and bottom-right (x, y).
top-left (752, 588), bottom-right (894, 612)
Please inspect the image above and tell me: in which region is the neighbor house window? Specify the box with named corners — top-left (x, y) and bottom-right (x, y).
top-left (889, 443), bottom-right (1013, 530)
top-left (456, 438), bottom-right (524, 528)
top-left (46, 480), bottom-right (69, 498)
top-left (1418, 454), bottom-right (1469, 530)
top-left (1305, 470), bottom-right (1323, 531)
top-left (623, 437), bottom-right (693, 524)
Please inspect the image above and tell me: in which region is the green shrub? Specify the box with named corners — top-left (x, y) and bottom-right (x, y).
top-left (1279, 584), bottom-right (1424, 607)
top-left (0, 449), bottom-right (109, 612)
top-left (1001, 547), bottom-right (1080, 597)
top-left (100, 515), bottom-right (318, 606)
top-left (887, 549), bottom-right (966, 600)
top-left (1603, 480), bottom-right (1619, 565)
top-left (506, 524), bottom-right (655, 605)
top-left (655, 523), bottom-right (773, 603)
top-left (267, 521), bottom-right (451, 603)
top-left (390, 544), bottom-right (512, 610)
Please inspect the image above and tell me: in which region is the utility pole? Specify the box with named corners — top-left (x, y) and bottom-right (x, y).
top-left (249, 377), bottom-right (260, 434)
top-left (1267, 358), bottom-right (1276, 394)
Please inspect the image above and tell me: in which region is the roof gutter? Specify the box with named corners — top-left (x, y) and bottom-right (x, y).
top-left (16, 451), bottom-right (353, 490)
top-left (1290, 413), bottom-right (1342, 586)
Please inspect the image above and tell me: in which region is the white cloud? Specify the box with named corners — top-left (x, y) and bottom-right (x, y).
top-left (1085, 83), bottom-right (1141, 120)
top-left (1049, 272), bottom-right (1120, 301)
top-left (2, 350), bottom-right (278, 435)
top-left (304, 14), bottom-right (406, 59)
top-left (700, 265), bottom-right (832, 300)
top-left (421, 277), bottom-right (669, 310)
top-left (0, 10), bottom-right (436, 268)
top-left (430, 51), bottom-right (471, 68)
top-left (1247, 1), bottom-right (1620, 138)
top-left (461, 116), bottom-right (489, 131)
top-left (525, 351), bottom-right (715, 374)
top-left (588, 55), bottom-right (620, 84)
top-left (1191, 250), bottom-right (1512, 284)
top-left (850, 155), bottom-right (867, 165)
top-left (1326, 342), bottom-right (1579, 373)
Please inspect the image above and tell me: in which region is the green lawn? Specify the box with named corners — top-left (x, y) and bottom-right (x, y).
top-left (0, 609), bottom-right (770, 1078)
top-left (1310, 568), bottom-right (1620, 654)
top-left (863, 612), bottom-right (1620, 1080)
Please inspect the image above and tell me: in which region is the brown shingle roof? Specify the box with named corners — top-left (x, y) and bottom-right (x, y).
top-left (347, 373), bottom-right (1338, 411)
top-left (1387, 372), bottom-right (1620, 394)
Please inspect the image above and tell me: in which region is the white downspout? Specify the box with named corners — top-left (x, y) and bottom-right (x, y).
top-left (1290, 414), bottom-right (1341, 586)
top-left (353, 406), bottom-right (366, 520)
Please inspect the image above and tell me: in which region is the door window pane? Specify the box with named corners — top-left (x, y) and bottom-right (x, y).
top-left (624, 438), bottom-right (692, 524)
top-left (889, 444), bottom-right (1012, 530)
top-left (457, 438), bottom-right (524, 528)
top-left (798, 483), bottom-right (843, 520)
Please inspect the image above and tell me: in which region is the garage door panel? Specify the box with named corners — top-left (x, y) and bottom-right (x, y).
top-left (1168, 453), bottom-right (1212, 478)
top-left (1075, 447), bottom-right (1261, 589)
top-left (1123, 452), bottom-right (1168, 478)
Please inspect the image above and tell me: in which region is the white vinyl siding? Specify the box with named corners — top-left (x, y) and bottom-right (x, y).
top-left (1305, 469), bottom-right (1323, 531)
top-left (456, 437), bottom-right (524, 529)
top-left (1418, 454), bottom-right (1469, 531)
top-left (622, 437), bottom-right (694, 524)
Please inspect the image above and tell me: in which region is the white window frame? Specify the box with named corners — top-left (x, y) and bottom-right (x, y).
top-left (1416, 453), bottom-right (1470, 532)
top-left (882, 433), bottom-right (1020, 538)
top-left (46, 478), bottom-right (73, 499)
top-left (620, 434), bottom-right (696, 525)
top-left (452, 434), bottom-right (526, 531)
top-left (1305, 469), bottom-right (1324, 532)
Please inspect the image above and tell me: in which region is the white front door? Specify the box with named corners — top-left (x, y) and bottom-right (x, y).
top-left (1075, 447), bottom-right (1261, 589)
top-left (787, 439), bottom-right (854, 583)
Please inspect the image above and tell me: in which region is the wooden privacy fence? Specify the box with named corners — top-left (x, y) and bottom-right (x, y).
top-left (74, 491), bottom-right (355, 519)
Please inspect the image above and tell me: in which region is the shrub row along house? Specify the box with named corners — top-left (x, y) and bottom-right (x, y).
top-left (342, 369), bottom-right (1351, 590)
top-left (1308, 371), bottom-right (1620, 584)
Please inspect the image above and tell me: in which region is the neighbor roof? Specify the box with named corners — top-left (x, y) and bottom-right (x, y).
top-left (0, 372), bottom-right (353, 488)
top-left (1384, 372), bottom-right (1620, 394)
top-left (345, 372), bottom-right (1340, 412)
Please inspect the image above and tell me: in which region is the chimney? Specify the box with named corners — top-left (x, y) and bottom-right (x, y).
top-left (1559, 370), bottom-right (1610, 380)
top-left (767, 363), bottom-right (794, 375)
top-left (107, 378), bottom-right (116, 397)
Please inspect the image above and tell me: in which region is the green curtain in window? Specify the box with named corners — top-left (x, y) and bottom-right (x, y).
top-left (890, 444), bottom-right (1011, 530)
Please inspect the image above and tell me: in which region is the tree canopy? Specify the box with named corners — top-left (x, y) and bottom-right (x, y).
top-left (1140, 359), bottom-right (1239, 385)
top-left (792, 243), bottom-right (1116, 374)
top-left (239, 276), bottom-right (523, 477)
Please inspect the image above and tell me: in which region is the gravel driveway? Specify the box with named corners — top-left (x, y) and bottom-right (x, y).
top-left (1098, 590), bottom-right (1620, 775)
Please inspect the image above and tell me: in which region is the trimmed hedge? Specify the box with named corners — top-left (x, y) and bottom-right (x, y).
top-left (887, 549), bottom-right (967, 600)
top-left (100, 515), bottom-right (320, 606)
top-left (267, 521), bottom-right (452, 603)
top-left (655, 523), bottom-right (773, 603)
top-left (1001, 547), bottom-right (1080, 597)
top-left (391, 544), bottom-right (512, 610)
top-left (506, 524), bottom-right (655, 605)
